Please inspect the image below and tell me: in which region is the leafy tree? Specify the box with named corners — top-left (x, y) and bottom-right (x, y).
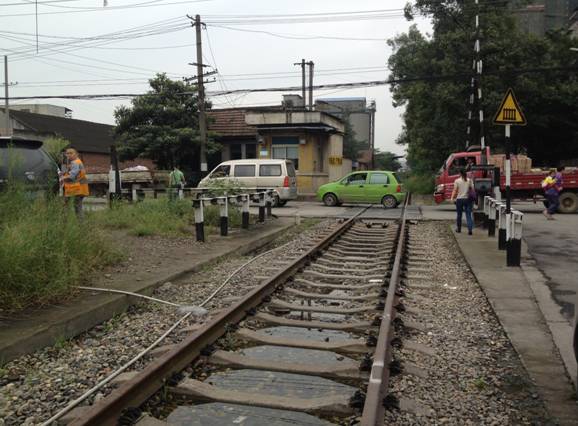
top-left (374, 149), bottom-right (402, 171)
top-left (342, 120), bottom-right (366, 161)
top-left (388, 1), bottom-right (578, 173)
top-left (114, 73), bottom-right (218, 171)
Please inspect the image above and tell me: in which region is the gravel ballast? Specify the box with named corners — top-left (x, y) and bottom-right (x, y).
top-left (385, 221), bottom-right (551, 425)
top-left (0, 219), bottom-right (336, 426)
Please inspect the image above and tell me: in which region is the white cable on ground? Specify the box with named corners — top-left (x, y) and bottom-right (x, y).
top-left (40, 230), bottom-right (313, 426)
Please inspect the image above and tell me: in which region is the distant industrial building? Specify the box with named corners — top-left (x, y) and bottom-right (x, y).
top-left (512, 0), bottom-right (578, 36)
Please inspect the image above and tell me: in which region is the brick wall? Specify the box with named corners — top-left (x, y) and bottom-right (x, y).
top-left (80, 152), bottom-right (157, 173)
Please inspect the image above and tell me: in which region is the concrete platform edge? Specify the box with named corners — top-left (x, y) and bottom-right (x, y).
top-left (449, 224), bottom-right (578, 424)
top-left (0, 222), bottom-right (294, 364)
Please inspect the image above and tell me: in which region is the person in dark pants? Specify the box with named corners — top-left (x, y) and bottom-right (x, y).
top-left (542, 169), bottom-right (559, 220)
top-left (451, 169), bottom-right (474, 235)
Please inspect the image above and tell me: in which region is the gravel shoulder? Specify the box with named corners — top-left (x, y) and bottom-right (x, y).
top-left (386, 221), bottom-right (552, 425)
top-left (0, 219), bottom-right (333, 426)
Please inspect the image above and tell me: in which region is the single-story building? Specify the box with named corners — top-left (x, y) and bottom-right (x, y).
top-left (0, 108), bottom-right (154, 172)
top-left (208, 97), bottom-right (352, 196)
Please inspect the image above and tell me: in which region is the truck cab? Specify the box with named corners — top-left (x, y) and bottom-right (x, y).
top-left (434, 147), bottom-right (490, 203)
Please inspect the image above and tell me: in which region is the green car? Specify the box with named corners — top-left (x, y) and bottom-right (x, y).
top-left (317, 171), bottom-right (406, 208)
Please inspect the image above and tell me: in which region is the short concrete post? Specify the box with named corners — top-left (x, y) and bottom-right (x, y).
top-left (258, 192), bottom-right (266, 223)
top-left (193, 199), bottom-right (205, 242)
top-left (219, 197), bottom-right (228, 236)
top-left (488, 198), bottom-right (496, 237)
top-left (131, 185), bottom-right (137, 203)
top-left (497, 203), bottom-right (507, 250)
top-left (265, 191), bottom-right (273, 218)
top-left (483, 196), bottom-right (490, 230)
top-left (507, 211), bottom-right (523, 267)
top-left (178, 188), bottom-right (184, 200)
top-left (242, 194), bottom-right (250, 229)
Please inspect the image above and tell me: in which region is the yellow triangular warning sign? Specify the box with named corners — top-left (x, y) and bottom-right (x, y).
top-left (493, 88), bottom-right (527, 125)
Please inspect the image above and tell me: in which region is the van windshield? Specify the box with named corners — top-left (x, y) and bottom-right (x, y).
top-left (285, 161), bottom-right (296, 177)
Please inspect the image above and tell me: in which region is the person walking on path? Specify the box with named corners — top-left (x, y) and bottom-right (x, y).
top-left (60, 148), bottom-right (89, 218)
top-left (542, 169), bottom-right (560, 220)
top-left (450, 169), bottom-right (474, 235)
top-left (168, 166), bottom-right (186, 201)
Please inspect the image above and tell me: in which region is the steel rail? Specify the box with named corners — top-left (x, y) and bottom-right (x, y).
top-left (360, 196), bottom-right (409, 425)
top-left (70, 207), bottom-right (371, 426)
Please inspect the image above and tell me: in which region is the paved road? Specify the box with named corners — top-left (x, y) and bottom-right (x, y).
top-left (514, 202), bottom-right (578, 323)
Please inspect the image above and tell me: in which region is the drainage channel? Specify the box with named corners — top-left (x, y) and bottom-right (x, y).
top-left (68, 209), bottom-right (412, 426)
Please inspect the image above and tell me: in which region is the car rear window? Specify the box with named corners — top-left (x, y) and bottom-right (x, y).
top-left (260, 164), bottom-right (282, 177)
top-left (234, 164), bottom-right (255, 177)
top-left (392, 173), bottom-right (402, 183)
top-left (285, 161), bottom-right (296, 177)
top-left (369, 173), bottom-right (388, 184)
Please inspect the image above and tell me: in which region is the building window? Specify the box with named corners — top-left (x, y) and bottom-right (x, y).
top-left (272, 136), bottom-right (299, 170)
top-left (272, 145), bottom-right (299, 170)
top-left (246, 144), bottom-right (257, 159)
top-left (230, 144), bottom-right (243, 160)
top-left (260, 164), bottom-right (282, 176)
top-left (233, 164), bottom-right (255, 177)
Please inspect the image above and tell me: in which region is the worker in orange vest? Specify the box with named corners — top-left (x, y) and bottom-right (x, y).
top-left (61, 148), bottom-right (89, 218)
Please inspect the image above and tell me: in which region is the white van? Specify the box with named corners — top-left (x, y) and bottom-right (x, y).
top-left (198, 159), bottom-right (298, 206)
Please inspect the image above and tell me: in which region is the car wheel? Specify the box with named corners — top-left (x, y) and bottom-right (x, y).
top-left (277, 200), bottom-right (287, 207)
top-left (382, 195), bottom-right (397, 209)
top-left (323, 193), bottom-right (338, 207)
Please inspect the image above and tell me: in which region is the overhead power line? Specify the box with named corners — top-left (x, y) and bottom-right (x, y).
top-left (3, 66), bottom-right (576, 101)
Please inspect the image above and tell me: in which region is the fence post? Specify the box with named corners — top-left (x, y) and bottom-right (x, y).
top-left (507, 211), bottom-right (523, 267)
top-left (219, 197), bottom-right (228, 236)
top-left (242, 194), bottom-right (250, 229)
top-left (178, 187), bottom-right (184, 200)
top-left (258, 192), bottom-right (266, 223)
top-left (497, 203), bottom-right (507, 250)
top-left (193, 199), bottom-right (205, 242)
top-left (488, 198), bottom-right (496, 237)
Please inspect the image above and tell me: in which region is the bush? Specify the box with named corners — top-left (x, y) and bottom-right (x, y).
top-left (0, 188), bottom-right (117, 312)
top-left (404, 174), bottom-right (435, 195)
top-left (92, 198), bottom-right (242, 237)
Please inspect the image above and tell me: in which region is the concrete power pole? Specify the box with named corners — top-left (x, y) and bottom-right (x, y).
top-left (4, 56), bottom-right (10, 136)
top-left (294, 59), bottom-right (306, 108)
top-left (307, 61), bottom-right (314, 110)
top-left (193, 15), bottom-right (208, 173)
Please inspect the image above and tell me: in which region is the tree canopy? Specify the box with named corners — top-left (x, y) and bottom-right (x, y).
top-left (374, 149), bottom-right (402, 172)
top-left (114, 73), bottom-right (217, 171)
top-left (388, 1), bottom-right (578, 174)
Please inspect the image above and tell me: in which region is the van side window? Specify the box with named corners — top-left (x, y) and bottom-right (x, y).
top-left (210, 165), bottom-right (230, 178)
top-left (234, 165), bottom-right (256, 177)
top-left (260, 164), bottom-right (282, 177)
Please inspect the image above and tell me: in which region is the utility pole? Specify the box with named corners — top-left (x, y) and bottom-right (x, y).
top-left (293, 59), bottom-right (306, 108)
top-left (192, 15), bottom-right (207, 173)
top-left (307, 61), bottom-right (314, 110)
top-left (4, 56), bottom-right (11, 137)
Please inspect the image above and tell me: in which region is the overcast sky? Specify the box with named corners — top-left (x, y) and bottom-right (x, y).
top-left (1, 0), bottom-right (432, 155)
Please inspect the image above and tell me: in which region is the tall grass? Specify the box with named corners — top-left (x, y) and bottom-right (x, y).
top-left (0, 188), bottom-right (117, 312)
top-left (92, 199), bottom-right (242, 237)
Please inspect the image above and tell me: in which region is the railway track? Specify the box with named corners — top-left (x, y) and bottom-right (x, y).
top-left (65, 205), bottom-right (413, 426)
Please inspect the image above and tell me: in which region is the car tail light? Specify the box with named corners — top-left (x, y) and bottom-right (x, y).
top-left (396, 184), bottom-right (401, 193)
top-left (283, 176), bottom-right (289, 188)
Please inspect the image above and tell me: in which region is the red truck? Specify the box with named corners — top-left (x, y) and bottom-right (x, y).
top-left (434, 147), bottom-right (578, 213)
